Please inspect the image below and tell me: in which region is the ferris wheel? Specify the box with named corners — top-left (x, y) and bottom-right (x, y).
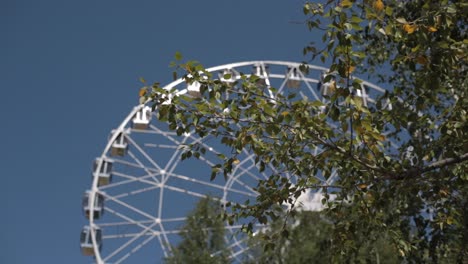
top-left (79, 61), bottom-right (390, 263)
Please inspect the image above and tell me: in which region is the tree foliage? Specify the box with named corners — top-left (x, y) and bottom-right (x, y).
top-left (245, 210), bottom-right (399, 264)
top-left (165, 197), bottom-right (230, 264)
top-left (143, 0), bottom-right (467, 262)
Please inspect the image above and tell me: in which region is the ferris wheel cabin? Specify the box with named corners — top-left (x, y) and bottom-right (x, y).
top-left (110, 131), bottom-right (128, 156)
top-left (80, 225), bottom-right (102, 256)
top-left (186, 74), bottom-right (209, 98)
top-left (286, 66), bottom-right (301, 88)
top-left (132, 106), bottom-right (152, 129)
top-left (355, 85), bottom-right (369, 107)
top-left (252, 64), bottom-right (269, 87)
top-left (218, 68), bottom-right (238, 83)
top-left (187, 81), bottom-right (202, 98)
top-left (317, 73), bottom-right (336, 97)
top-left (93, 158), bottom-right (113, 186)
top-left (82, 191), bottom-right (104, 220)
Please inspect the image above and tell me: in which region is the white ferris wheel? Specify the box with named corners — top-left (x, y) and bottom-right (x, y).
top-left (79, 61), bottom-right (389, 263)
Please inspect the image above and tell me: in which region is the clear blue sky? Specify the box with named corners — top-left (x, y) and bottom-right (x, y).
top-left (1, 0), bottom-right (319, 263)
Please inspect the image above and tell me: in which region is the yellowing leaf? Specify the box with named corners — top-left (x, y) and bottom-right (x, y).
top-left (427, 26), bottom-right (437, 32)
top-left (358, 184), bottom-right (367, 190)
top-left (373, 0), bottom-right (384, 12)
top-left (232, 159), bottom-right (240, 165)
top-left (340, 0), bottom-right (353, 8)
top-left (281, 111), bottom-right (290, 116)
top-left (329, 80), bottom-right (336, 94)
top-left (403, 24), bottom-right (417, 34)
top-left (446, 216), bottom-right (454, 225)
top-left (139, 88), bottom-right (147, 97)
top-left (439, 189), bottom-right (448, 197)
top-left (416, 55), bottom-right (428, 65)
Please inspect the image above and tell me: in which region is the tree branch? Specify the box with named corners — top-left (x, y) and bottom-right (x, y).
top-left (392, 152), bottom-right (468, 180)
top-left (422, 152), bottom-right (468, 173)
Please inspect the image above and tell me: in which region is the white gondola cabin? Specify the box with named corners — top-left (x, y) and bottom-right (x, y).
top-left (159, 92), bottom-right (172, 105)
top-left (186, 74), bottom-right (207, 98)
top-left (355, 86), bottom-right (369, 107)
top-left (132, 106), bottom-right (152, 129)
top-left (93, 158), bottom-right (113, 186)
top-left (82, 191), bottom-right (104, 220)
top-left (110, 131), bottom-right (128, 156)
top-left (80, 226), bottom-right (102, 256)
top-left (252, 64), bottom-right (269, 87)
top-left (187, 81), bottom-right (201, 98)
top-left (383, 98), bottom-right (393, 110)
top-left (286, 67), bottom-right (301, 88)
top-left (219, 69), bottom-right (237, 83)
top-left (318, 73), bottom-right (336, 97)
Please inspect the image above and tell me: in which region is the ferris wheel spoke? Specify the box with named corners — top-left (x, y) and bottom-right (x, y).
top-left (130, 128), bottom-right (174, 135)
top-left (225, 174), bottom-right (257, 194)
top-left (325, 169), bottom-right (339, 185)
top-left (143, 130), bottom-right (193, 183)
top-left (114, 233), bottom-right (157, 264)
top-left (103, 219), bottom-right (158, 262)
top-left (260, 63), bottom-right (274, 99)
top-left (225, 233), bottom-right (253, 260)
top-left (168, 172), bottom-right (256, 197)
top-left (103, 233), bottom-right (152, 239)
top-left (127, 151), bottom-right (162, 184)
top-left (143, 143), bottom-right (178, 149)
top-left (161, 217), bottom-right (186, 222)
top-left (112, 184), bottom-right (160, 199)
top-left (227, 162), bottom-right (263, 190)
top-left (99, 219), bottom-right (186, 239)
top-left (112, 158), bottom-right (158, 172)
top-left (157, 222), bottom-right (171, 257)
top-left (231, 157), bottom-right (264, 182)
top-left (240, 149), bottom-right (270, 179)
top-left (148, 124), bottom-right (185, 146)
top-left (224, 178), bottom-right (258, 199)
top-left (189, 142), bottom-right (260, 196)
top-left (162, 147), bottom-right (185, 183)
top-left (104, 193), bottom-right (157, 221)
top-left (126, 137), bottom-right (163, 172)
top-left (195, 151), bottom-right (219, 167)
top-left (274, 72), bottom-right (290, 96)
top-left (223, 184), bottom-right (257, 198)
top-left (103, 207), bottom-right (157, 237)
top-left (148, 123), bottom-right (176, 135)
top-left (101, 171), bottom-right (159, 192)
top-left (297, 70), bottom-right (321, 101)
top-left (102, 229), bottom-right (184, 240)
top-left (156, 231), bottom-right (169, 258)
top-left (157, 183), bottom-right (164, 222)
top-left (162, 183), bottom-right (216, 199)
top-left (99, 219), bottom-right (155, 227)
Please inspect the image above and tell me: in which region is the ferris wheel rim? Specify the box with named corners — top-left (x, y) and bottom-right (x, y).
top-left (84, 60), bottom-right (389, 263)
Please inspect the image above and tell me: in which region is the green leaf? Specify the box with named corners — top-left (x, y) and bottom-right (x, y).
top-left (310, 100), bottom-right (324, 107)
top-left (210, 170), bottom-right (217, 181)
top-left (174, 51), bottom-right (183, 61)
